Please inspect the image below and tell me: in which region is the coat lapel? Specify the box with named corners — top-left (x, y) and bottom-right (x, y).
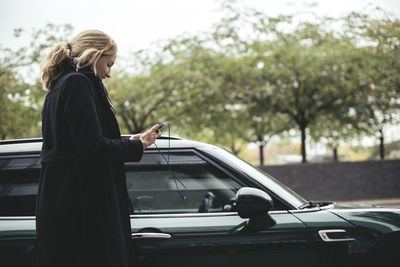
top-left (79, 68), bottom-right (121, 139)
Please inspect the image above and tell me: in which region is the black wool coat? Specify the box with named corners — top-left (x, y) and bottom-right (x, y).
top-left (35, 68), bottom-right (143, 267)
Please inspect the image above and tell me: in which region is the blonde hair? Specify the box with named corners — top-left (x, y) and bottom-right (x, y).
top-left (40, 29), bottom-right (117, 90)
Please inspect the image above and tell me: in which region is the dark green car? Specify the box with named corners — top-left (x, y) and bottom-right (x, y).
top-left (0, 137), bottom-right (399, 267)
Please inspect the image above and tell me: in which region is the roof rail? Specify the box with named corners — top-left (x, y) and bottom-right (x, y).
top-left (0, 135), bottom-right (182, 145)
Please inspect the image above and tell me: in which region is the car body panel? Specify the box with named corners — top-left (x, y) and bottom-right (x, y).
top-left (1, 137), bottom-right (400, 267)
top-left (330, 207), bottom-right (400, 234)
top-left (131, 212), bottom-right (318, 267)
top-left (290, 209), bottom-right (357, 266)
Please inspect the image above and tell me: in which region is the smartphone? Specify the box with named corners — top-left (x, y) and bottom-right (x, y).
top-left (155, 122), bottom-right (167, 133)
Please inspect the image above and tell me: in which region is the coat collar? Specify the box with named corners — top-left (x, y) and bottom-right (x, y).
top-left (77, 67), bottom-right (116, 115)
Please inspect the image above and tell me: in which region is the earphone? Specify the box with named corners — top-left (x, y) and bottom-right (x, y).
top-left (153, 122), bottom-right (187, 200)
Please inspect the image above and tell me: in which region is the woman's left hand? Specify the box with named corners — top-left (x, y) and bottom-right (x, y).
top-left (130, 125), bottom-right (161, 149)
top-left (139, 124), bottom-right (162, 149)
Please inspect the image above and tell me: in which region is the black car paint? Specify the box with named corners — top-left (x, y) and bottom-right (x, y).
top-left (0, 137), bottom-right (399, 267)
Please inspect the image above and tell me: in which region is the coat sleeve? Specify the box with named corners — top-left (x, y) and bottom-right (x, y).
top-left (62, 73), bottom-right (143, 162)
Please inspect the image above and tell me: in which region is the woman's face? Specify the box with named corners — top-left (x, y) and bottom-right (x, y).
top-left (95, 54), bottom-right (117, 80)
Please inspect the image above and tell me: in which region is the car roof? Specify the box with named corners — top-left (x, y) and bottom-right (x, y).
top-left (0, 135), bottom-right (212, 156)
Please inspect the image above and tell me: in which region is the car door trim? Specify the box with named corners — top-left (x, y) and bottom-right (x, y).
top-left (318, 229), bottom-right (355, 242)
top-left (0, 216), bottom-right (36, 220)
top-left (289, 203), bottom-right (335, 213)
top-left (131, 233), bottom-right (171, 239)
top-left (131, 212), bottom-right (236, 218)
top-left (0, 213), bottom-right (290, 221)
top-left (130, 210), bottom-right (288, 219)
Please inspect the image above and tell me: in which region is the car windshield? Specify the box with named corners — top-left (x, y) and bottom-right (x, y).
top-left (199, 146), bottom-right (308, 209)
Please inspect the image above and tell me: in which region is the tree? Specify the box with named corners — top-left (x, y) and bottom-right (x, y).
top-left (0, 23), bottom-right (74, 139)
top-left (310, 112), bottom-right (360, 162)
top-left (246, 14), bottom-right (362, 162)
top-left (0, 67), bottom-right (24, 139)
top-left (108, 38), bottom-right (220, 137)
top-left (351, 13), bottom-right (400, 160)
top-left (0, 60), bottom-right (43, 139)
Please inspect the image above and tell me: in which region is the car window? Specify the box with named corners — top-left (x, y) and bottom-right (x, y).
top-left (0, 157), bottom-right (40, 216)
top-left (125, 152), bottom-right (242, 214)
top-left (200, 146), bottom-right (307, 209)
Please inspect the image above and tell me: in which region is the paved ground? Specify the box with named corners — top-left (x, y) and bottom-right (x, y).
top-left (337, 198), bottom-right (400, 208)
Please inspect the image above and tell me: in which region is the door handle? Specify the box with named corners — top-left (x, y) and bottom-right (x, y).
top-left (318, 229), bottom-right (355, 242)
top-left (131, 233), bottom-right (171, 239)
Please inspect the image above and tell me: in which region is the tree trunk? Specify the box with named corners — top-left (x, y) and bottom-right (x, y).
top-left (259, 143), bottom-right (264, 166)
top-left (231, 142), bottom-right (241, 155)
top-left (333, 146), bottom-right (338, 162)
top-left (300, 125), bottom-right (307, 163)
top-left (379, 128), bottom-right (385, 160)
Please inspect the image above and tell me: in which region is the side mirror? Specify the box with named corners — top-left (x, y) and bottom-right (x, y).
top-left (236, 187), bottom-right (276, 231)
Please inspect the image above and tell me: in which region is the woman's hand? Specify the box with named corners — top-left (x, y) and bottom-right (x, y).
top-left (129, 134), bottom-right (141, 140)
top-left (130, 124), bottom-right (162, 149)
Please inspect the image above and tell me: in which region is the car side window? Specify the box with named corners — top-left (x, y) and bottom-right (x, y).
top-left (125, 152), bottom-right (242, 214)
top-left (0, 157), bottom-right (40, 216)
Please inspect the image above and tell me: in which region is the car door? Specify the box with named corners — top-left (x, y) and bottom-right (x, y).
top-left (126, 150), bottom-right (318, 267)
top-left (291, 209), bottom-right (357, 267)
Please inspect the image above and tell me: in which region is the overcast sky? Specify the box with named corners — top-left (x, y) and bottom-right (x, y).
top-left (1, 0), bottom-right (400, 56)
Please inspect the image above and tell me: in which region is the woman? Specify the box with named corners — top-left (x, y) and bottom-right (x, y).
top-left (36, 30), bottom-right (160, 267)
